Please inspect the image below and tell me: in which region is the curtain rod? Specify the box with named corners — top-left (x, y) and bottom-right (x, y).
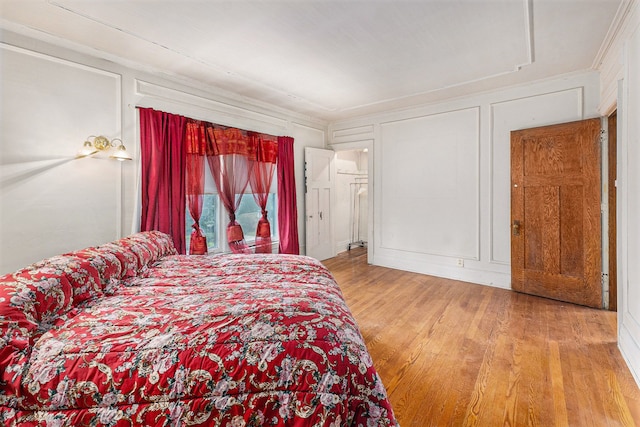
top-left (129, 104), bottom-right (290, 139)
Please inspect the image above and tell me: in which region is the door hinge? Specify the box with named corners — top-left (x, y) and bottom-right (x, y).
top-left (601, 272), bottom-right (610, 309)
top-left (600, 128), bottom-right (607, 145)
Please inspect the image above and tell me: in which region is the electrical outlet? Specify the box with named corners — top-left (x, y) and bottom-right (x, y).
top-left (456, 258), bottom-right (464, 267)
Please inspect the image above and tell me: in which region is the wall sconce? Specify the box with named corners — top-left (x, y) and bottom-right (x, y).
top-left (77, 135), bottom-right (132, 161)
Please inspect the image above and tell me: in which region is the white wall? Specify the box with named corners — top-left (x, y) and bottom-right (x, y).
top-left (329, 70), bottom-right (600, 288)
top-left (0, 43), bottom-right (122, 272)
top-left (0, 31), bottom-right (326, 274)
top-left (599, 0), bottom-right (640, 387)
top-left (620, 20), bottom-right (640, 386)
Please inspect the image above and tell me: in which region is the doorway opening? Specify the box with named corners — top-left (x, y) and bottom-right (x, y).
top-left (336, 149), bottom-right (368, 251)
top-left (332, 141), bottom-right (373, 263)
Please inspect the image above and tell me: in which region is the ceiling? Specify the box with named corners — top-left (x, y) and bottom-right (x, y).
top-left (0, 0), bottom-right (624, 122)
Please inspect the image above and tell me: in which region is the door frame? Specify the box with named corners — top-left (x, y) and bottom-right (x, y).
top-left (607, 111), bottom-right (617, 311)
top-left (600, 116), bottom-right (611, 310)
top-left (330, 140), bottom-right (374, 264)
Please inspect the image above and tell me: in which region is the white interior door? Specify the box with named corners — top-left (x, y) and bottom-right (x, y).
top-left (305, 147), bottom-right (335, 260)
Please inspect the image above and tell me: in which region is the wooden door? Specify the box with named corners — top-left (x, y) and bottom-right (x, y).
top-left (511, 118), bottom-right (602, 308)
top-left (305, 147), bottom-right (335, 261)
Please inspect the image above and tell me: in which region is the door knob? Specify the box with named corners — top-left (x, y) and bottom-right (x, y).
top-left (512, 220), bottom-right (521, 236)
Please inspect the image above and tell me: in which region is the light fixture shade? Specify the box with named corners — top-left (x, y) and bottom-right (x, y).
top-left (77, 140), bottom-right (99, 158)
top-left (109, 143), bottom-right (133, 161)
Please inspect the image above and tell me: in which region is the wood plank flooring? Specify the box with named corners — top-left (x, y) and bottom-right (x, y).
top-left (322, 248), bottom-right (640, 426)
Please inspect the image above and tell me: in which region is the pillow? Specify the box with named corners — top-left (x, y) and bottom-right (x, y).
top-left (31, 255), bottom-right (102, 307)
top-left (141, 230), bottom-right (178, 257)
top-left (0, 267), bottom-right (73, 328)
top-left (114, 231), bottom-right (177, 271)
top-left (0, 317), bottom-right (32, 410)
top-left (119, 238), bottom-right (155, 270)
top-left (71, 248), bottom-right (123, 294)
top-left (98, 242), bottom-right (140, 278)
top-left (0, 266), bottom-right (75, 405)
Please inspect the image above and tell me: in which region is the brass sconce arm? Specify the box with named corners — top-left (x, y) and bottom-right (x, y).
top-left (77, 135), bottom-right (132, 161)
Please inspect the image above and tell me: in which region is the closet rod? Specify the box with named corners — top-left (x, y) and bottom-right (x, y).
top-left (337, 169), bottom-right (368, 176)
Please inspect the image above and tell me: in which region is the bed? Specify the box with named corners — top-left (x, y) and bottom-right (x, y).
top-left (0, 232), bottom-right (397, 426)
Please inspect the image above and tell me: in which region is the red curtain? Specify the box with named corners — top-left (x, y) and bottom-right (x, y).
top-left (205, 125), bottom-right (253, 254)
top-left (185, 120), bottom-right (207, 255)
top-left (139, 108), bottom-right (187, 254)
top-left (277, 136), bottom-right (300, 255)
top-left (249, 132), bottom-right (278, 253)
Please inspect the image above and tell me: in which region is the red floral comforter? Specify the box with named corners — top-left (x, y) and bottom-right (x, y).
top-left (4, 252), bottom-right (397, 426)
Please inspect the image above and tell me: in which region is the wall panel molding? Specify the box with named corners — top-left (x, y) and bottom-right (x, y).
top-left (332, 125), bottom-right (375, 143)
top-left (0, 42), bottom-right (122, 273)
top-left (1, 42), bottom-right (122, 80)
top-left (489, 87), bottom-right (584, 265)
top-left (378, 106), bottom-right (480, 260)
top-left (135, 79), bottom-right (289, 134)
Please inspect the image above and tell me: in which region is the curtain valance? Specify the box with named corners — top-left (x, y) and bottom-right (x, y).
top-left (185, 121), bottom-right (278, 163)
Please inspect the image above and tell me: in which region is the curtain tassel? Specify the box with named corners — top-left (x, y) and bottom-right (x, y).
top-left (190, 223), bottom-right (208, 255)
top-left (227, 223), bottom-right (245, 242)
top-left (256, 216), bottom-right (271, 238)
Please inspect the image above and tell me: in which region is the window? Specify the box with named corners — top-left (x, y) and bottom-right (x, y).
top-left (185, 194), bottom-right (219, 252)
top-left (185, 162), bottom-right (278, 253)
top-left (235, 193), bottom-right (278, 241)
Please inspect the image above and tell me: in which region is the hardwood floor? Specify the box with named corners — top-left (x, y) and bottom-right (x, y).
top-left (322, 248), bottom-right (640, 426)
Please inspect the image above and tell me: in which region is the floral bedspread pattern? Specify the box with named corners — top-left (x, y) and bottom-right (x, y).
top-left (0, 232), bottom-right (397, 426)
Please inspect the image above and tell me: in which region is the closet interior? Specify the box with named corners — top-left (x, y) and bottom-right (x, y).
top-left (335, 149), bottom-right (368, 252)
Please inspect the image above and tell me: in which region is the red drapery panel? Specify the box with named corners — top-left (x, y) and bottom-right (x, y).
top-left (277, 136), bottom-right (300, 255)
top-left (249, 132), bottom-right (278, 253)
top-left (139, 108), bottom-right (187, 254)
top-left (185, 120), bottom-right (207, 255)
top-left (205, 125), bottom-right (252, 254)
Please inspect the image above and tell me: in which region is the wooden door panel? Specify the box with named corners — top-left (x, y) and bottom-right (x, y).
top-left (560, 186), bottom-right (583, 277)
top-left (523, 186), bottom-right (545, 271)
top-left (523, 271), bottom-right (586, 306)
top-left (511, 118), bottom-right (601, 308)
top-left (523, 137), bottom-right (583, 175)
